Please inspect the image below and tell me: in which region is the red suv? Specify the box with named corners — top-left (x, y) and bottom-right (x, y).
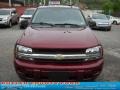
top-left (14, 5), bottom-right (103, 81)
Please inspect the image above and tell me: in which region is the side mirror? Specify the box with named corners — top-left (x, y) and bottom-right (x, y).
top-left (11, 13), bottom-right (15, 16)
top-left (21, 20), bottom-right (29, 29)
top-left (87, 15), bottom-right (92, 19)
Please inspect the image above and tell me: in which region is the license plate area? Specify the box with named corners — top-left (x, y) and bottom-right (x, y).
top-left (48, 71), bottom-right (71, 79)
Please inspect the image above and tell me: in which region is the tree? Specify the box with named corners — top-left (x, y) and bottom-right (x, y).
top-left (102, 0), bottom-right (120, 15)
top-left (102, 0), bottom-right (114, 15)
top-left (112, 0), bottom-right (120, 12)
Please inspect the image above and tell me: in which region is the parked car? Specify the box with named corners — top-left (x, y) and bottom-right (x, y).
top-left (106, 15), bottom-right (120, 25)
top-left (14, 5), bottom-right (103, 81)
top-left (0, 8), bottom-right (19, 27)
top-left (19, 8), bottom-right (36, 29)
top-left (88, 13), bottom-right (112, 31)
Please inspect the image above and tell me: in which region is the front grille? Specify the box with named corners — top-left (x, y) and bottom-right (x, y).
top-left (33, 49), bottom-right (86, 54)
top-left (98, 24), bottom-right (109, 25)
top-left (31, 49), bottom-right (86, 63)
top-left (24, 17), bottom-right (31, 19)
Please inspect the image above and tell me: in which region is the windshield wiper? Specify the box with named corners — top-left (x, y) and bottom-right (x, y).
top-left (54, 23), bottom-right (86, 27)
top-left (32, 22), bottom-right (55, 26)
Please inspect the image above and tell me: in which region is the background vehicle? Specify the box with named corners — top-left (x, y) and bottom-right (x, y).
top-left (0, 8), bottom-right (19, 27)
top-left (19, 8), bottom-right (36, 29)
top-left (88, 13), bottom-right (112, 31)
top-left (106, 15), bottom-right (120, 25)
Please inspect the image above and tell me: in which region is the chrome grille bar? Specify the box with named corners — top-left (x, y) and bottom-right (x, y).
top-left (18, 53), bottom-right (91, 60)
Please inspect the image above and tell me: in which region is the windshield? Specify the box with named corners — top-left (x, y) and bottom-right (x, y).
top-left (92, 14), bottom-right (108, 20)
top-left (24, 9), bottom-right (35, 15)
top-left (32, 7), bottom-right (86, 27)
top-left (0, 10), bottom-right (10, 15)
top-left (106, 15), bottom-right (110, 19)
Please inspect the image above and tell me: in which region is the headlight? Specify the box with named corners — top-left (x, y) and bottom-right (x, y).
top-left (19, 18), bottom-right (25, 22)
top-left (97, 22), bottom-right (102, 24)
top-left (15, 45), bottom-right (32, 60)
top-left (2, 17), bottom-right (8, 21)
top-left (86, 46), bottom-right (102, 60)
top-left (16, 45), bottom-right (32, 54)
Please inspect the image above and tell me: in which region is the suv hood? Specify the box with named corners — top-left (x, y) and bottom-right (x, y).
top-left (18, 27), bottom-right (100, 49)
top-left (92, 19), bottom-right (109, 23)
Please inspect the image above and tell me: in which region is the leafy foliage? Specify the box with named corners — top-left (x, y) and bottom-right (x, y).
top-left (102, 0), bottom-right (120, 14)
top-left (102, 0), bottom-right (113, 14)
top-left (24, 0), bottom-right (120, 14)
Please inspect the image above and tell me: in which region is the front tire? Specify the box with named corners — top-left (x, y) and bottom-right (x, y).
top-left (16, 18), bottom-right (19, 24)
top-left (113, 21), bottom-right (117, 25)
top-left (8, 21), bottom-right (12, 27)
top-left (106, 27), bottom-right (111, 31)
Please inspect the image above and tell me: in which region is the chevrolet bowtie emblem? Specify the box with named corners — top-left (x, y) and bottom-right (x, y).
top-left (55, 54), bottom-right (64, 60)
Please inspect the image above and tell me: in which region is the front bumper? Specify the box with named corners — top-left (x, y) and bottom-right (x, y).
top-left (14, 59), bottom-right (103, 81)
top-left (19, 18), bottom-right (30, 28)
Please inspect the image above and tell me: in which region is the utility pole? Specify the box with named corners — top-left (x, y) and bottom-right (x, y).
top-left (32, 0), bottom-right (34, 6)
top-left (70, 0), bottom-right (72, 5)
top-left (24, 0), bottom-right (26, 6)
top-left (28, 0), bottom-right (30, 7)
top-left (9, 0), bottom-right (12, 7)
top-left (44, 0), bottom-right (46, 5)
